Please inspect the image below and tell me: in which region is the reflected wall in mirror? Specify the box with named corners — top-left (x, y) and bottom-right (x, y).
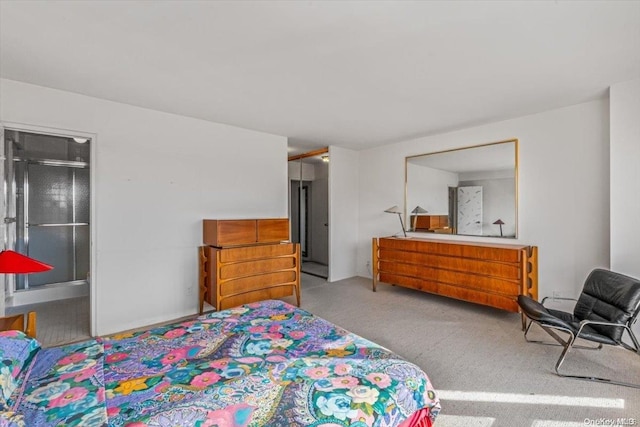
top-left (405, 139), bottom-right (518, 238)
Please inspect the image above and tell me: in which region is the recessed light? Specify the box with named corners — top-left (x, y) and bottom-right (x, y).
top-left (73, 137), bottom-right (89, 144)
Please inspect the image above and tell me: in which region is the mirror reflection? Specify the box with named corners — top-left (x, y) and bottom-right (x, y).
top-left (288, 149), bottom-right (329, 279)
top-left (405, 139), bottom-right (518, 238)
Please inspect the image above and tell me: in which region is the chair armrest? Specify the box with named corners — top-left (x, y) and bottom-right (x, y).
top-left (578, 319), bottom-right (627, 329)
top-left (518, 295), bottom-right (576, 332)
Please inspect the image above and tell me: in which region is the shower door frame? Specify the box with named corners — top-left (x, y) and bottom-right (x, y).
top-left (1, 122), bottom-right (97, 335)
top-left (17, 159), bottom-right (90, 290)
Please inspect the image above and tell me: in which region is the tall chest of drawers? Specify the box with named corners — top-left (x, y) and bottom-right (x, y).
top-left (199, 219), bottom-right (300, 312)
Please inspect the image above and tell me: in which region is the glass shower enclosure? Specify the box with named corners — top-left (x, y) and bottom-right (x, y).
top-left (3, 129), bottom-right (90, 294)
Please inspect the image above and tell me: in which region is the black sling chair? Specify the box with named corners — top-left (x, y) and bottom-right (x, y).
top-left (518, 268), bottom-right (640, 388)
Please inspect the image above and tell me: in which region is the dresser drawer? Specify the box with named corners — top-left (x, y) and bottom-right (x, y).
top-left (220, 257), bottom-right (296, 279)
top-left (378, 238), bottom-right (523, 263)
top-left (378, 248), bottom-right (521, 280)
top-left (201, 237), bottom-right (301, 312)
top-left (220, 271), bottom-right (297, 296)
top-left (219, 287), bottom-right (294, 310)
top-left (218, 243), bottom-right (296, 263)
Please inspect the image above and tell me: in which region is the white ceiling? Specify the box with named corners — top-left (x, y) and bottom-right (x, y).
top-left (1, 1), bottom-right (639, 154)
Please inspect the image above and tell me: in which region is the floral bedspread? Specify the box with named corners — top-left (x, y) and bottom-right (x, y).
top-left (10, 300), bottom-right (440, 426)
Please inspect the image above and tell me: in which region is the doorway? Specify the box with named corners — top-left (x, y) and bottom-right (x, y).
top-left (288, 149), bottom-right (329, 279)
top-left (3, 128), bottom-right (91, 343)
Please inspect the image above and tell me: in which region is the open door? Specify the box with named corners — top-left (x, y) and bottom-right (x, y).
top-left (2, 126), bottom-right (91, 344)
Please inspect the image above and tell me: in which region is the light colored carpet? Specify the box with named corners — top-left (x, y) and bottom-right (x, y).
top-left (292, 274), bottom-right (640, 426)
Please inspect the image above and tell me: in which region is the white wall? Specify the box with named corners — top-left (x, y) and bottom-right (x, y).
top-left (610, 78), bottom-right (640, 337)
top-left (358, 99), bottom-right (610, 301)
top-left (406, 164), bottom-right (458, 216)
top-left (610, 78), bottom-right (640, 278)
top-left (1, 79), bottom-right (288, 336)
top-left (328, 146), bottom-right (359, 282)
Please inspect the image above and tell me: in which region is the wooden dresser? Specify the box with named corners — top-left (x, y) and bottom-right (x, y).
top-left (372, 237), bottom-right (537, 315)
top-left (199, 219), bottom-right (300, 312)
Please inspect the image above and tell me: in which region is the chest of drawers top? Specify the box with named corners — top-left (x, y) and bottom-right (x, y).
top-left (203, 219), bottom-right (289, 247)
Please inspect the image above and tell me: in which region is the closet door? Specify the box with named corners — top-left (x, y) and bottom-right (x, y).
top-left (457, 186), bottom-right (483, 236)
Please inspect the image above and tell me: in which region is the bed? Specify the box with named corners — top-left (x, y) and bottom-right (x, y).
top-left (0, 300), bottom-right (440, 426)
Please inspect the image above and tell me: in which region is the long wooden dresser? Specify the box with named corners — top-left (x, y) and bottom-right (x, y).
top-left (372, 237), bottom-right (537, 316)
top-left (199, 219), bottom-right (300, 313)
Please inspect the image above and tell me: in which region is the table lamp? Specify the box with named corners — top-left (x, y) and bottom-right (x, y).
top-left (384, 205), bottom-right (407, 237)
top-left (493, 219), bottom-right (505, 237)
top-left (0, 250), bottom-right (52, 321)
top-left (0, 250), bottom-right (53, 274)
top-left (0, 249), bottom-right (53, 301)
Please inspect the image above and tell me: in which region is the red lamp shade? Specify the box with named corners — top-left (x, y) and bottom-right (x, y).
top-left (0, 250), bottom-right (53, 274)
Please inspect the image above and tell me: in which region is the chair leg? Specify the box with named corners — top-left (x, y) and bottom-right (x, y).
top-left (25, 312), bottom-right (37, 339)
top-left (623, 328), bottom-right (640, 354)
top-left (554, 332), bottom-right (576, 374)
top-left (552, 329), bottom-right (640, 389)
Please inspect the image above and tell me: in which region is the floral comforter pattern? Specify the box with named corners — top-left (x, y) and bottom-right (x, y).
top-left (10, 300), bottom-right (440, 426)
top-left (8, 339), bottom-right (107, 426)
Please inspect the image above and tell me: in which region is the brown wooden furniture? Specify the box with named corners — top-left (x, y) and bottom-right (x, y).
top-left (198, 246), bottom-right (210, 314)
top-left (0, 311), bottom-right (36, 338)
top-left (203, 219), bottom-right (289, 247)
top-left (411, 215), bottom-right (449, 232)
top-left (200, 219), bottom-right (300, 312)
top-left (372, 237), bottom-right (538, 316)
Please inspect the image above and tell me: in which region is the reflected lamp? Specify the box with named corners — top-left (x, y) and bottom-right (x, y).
top-left (410, 205), bottom-right (428, 231)
top-left (493, 219), bottom-right (505, 237)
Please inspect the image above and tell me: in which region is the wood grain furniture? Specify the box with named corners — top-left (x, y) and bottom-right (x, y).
top-left (0, 311), bottom-right (36, 338)
top-left (200, 219), bottom-right (300, 312)
top-left (203, 219), bottom-right (289, 247)
top-left (372, 237), bottom-right (538, 317)
top-left (411, 215), bottom-right (449, 232)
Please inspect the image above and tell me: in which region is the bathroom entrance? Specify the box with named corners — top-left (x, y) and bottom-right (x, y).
top-left (2, 127), bottom-right (91, 344)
